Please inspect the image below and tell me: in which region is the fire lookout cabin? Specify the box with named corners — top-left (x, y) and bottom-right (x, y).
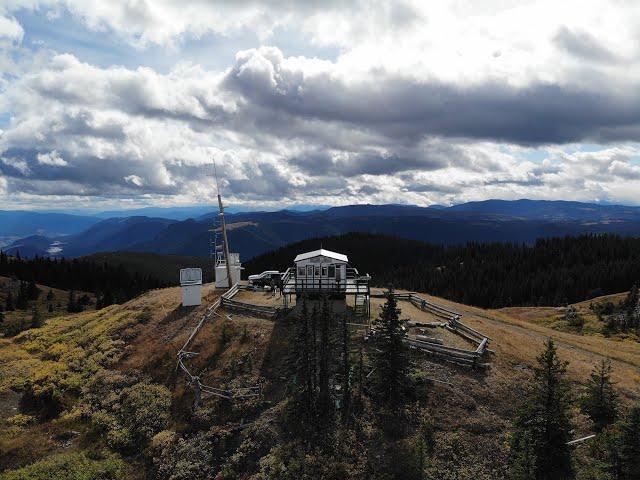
top-left (281, 248), bottom-right (371, 319)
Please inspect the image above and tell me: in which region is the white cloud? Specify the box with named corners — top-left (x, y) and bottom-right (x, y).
top-left (124, 174), bottom-right (144, 187)
top-left (0, 13), bottom-right (24, 43)
top-left (1, 156), bottom-right (30, 175)
top-left (1, 1), bottom-right (640, 209)
top-left (37, 150), bottom-right (68, 166)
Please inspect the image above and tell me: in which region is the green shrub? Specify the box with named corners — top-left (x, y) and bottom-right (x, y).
top-left (106, 427), bottom-right (135, 452)
top-left (564, 306), bottom-right (585, 330)
top-left (136, 308), bottom-right (153, 324)
top-left (0, 451), bottom-right (124, 480)
top-left (83, 370), bottom-right (171, 453)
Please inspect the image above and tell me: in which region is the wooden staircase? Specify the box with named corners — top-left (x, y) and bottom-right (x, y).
top-left (354, 293), bottom-right (368, 319)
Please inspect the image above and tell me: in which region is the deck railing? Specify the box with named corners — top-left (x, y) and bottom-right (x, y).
top-left (282, 266), bottom-right (370, 294)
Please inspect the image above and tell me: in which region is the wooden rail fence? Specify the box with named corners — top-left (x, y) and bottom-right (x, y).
top-left (177, 283), bottom-right (262, 406)
top-left (372, 291), bottom-right (492, 368)
top-left (220, 283), bottom-right (281, 318)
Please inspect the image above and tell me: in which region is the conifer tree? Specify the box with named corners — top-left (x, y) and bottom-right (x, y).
top-left (352, 345), bottom-right (365, 413)
top-left (291, 297), bottom-right (314, 420)
top-left (27, 280), bottom-right (40, 300)
top-left (30, 305), bottom-right (43, 328)
top-left (623, 284), bottom-right (639, 313)
top-left (340, 313), bottom-right (351, 425)
top-left (618, 404), bottom-right (640, 480)
top-left (0, 310), bottom-right (4, 325)
top-left (5, 291), bottom-right (14, 311)
top-left (16, 281), bottom-right (28, 309)
top-left (67, 289), bottom-right (77, 313)
top-left (581, 359), bottom-right (618, 432)
top-left (316, 297), bottom-right (334, 422)
top-left (509, 339), bottom-right (573, 480)
top-left (370, 288), bottom-right (410, 409)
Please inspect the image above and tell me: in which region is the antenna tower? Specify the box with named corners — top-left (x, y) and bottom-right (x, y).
top-left (212, 159), bottom-right (233, 288)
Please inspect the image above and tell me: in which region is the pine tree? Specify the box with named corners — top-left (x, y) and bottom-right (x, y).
top-left (67, 290), bottom-right (77, 313)
top-left (290, 297), bottom-right (314, 421)
top-left (5, 291), bottom-right (14, 311)
top-left (623, 284), bottom-right (639, 313)
top-left (370, 288), bottom-right (411, 409)
top-left (581, 359), bottom-right (618, 432)
top-left (48, 303), bottom-right (53, 313)
top-left (101, 290), bottom-right (114, 308)
top-left (16, 282), bottom-right (28, 310)
top-left (618, 404), bottom-right (640, 480)
top-left (340, 313), bottom-right (351, 425)
top-left (30, 305), bottom-right (43, 328)
top-left (316, 297), bottom-right (334, 423)
top-left (509, 339), bottom-right (573, 480)
top-left (413, 419), bottom-right (436, 480)
top-left (0, 310), bottom-right (4, 325)
top-left (46, 289), bottom-right (54, 302)
top-left (27, 280), bottom-right (40, 300)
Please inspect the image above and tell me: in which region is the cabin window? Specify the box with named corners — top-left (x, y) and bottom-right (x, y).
top-left (328, 265), bottom-right (335, 277)
top-left (315, 265), bottom-right (321, 276)
top-left (298, 266), bottom-right (305, 277)
top-left (322, 266), bottom-right (327, 277)
top-left (306, 265), bottom-right (313, 277)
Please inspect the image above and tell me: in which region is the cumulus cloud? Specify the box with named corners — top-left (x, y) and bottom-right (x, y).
top-left (1, 1), bottom-right (640, 209)
top-left (37, 150), bottom-right (68, 166)
top-left (0, 13), bottom-right (24, 43)
top-left (226, 47), bottom-right (640, 145)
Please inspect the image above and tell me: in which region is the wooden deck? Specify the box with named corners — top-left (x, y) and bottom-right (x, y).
top-left (282, 277), bottom-right (370, 295)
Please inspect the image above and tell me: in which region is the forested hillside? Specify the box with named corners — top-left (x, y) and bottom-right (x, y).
top-left (246, 233), bottom-right (640, 308)
top-left (82, 252), bottom-right (213, 285)
top-left (0, 252), bottom-right (164, 306)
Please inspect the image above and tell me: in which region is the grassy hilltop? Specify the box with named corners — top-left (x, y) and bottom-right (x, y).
top-left (0, 279), bottom-right (638, 478)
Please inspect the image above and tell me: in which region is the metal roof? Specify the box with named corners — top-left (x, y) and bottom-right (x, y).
top-left (294, 248), bottom-right (348, 263)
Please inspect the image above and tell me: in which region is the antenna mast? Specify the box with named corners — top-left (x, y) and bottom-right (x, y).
top-left (214, 159), bottom-right (233, 288)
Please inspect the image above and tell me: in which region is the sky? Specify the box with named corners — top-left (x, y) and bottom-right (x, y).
top-left (1, 0), bottom-right (640, 212)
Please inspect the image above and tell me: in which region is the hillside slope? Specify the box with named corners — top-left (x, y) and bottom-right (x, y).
top-left (82, 252), bottom-right (213, 284)
top-left (1, 284), bottom-right (639, 478)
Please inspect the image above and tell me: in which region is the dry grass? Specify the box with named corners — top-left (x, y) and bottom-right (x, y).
top-left (232, 289), bottom-right (285, 307)
top-left (496, 291), bottom-right (634, 338)
top-left (406, 291), bottom-right (640, 398)
top-left (0, 276), bottom-right (96, 333)
top-left (2, 280), bottom-right (639, 477)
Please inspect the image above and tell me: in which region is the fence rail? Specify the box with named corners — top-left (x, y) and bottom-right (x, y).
top-left (372, 290), bottom-right (492, 368)
top-left (221, 297), bottom-right (280, 318)
top-left (177, 283), bottom-right (262, 407)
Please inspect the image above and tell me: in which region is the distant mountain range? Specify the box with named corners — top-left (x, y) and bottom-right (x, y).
top-left (0, 210), bottom-right (101, 237)
top-left (4, 199), bottom-right (640, 260)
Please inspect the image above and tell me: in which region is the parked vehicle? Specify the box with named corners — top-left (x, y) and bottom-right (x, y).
top-left (248, 270), bottom-right (282, 287)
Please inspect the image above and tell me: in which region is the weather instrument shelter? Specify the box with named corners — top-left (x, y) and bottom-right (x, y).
top-left (281, 248), bottom-right (371, 318)
top-left (180, 267), bottom-right (203, 307)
